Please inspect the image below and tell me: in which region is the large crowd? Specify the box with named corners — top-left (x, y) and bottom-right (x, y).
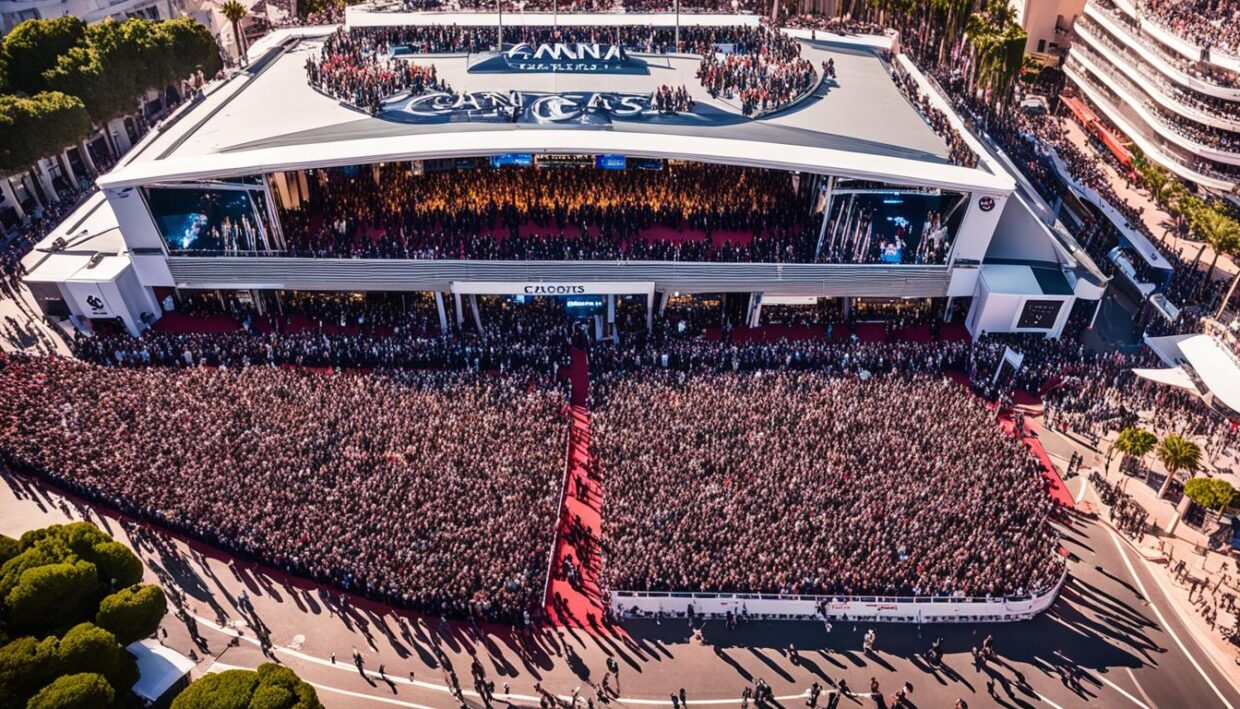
top-left (306, 29), bottom-right (450, 114)
top-left (279, 162), bottom-right (817, 261)
top-left (593, 371), bottom-right (1064, 598)
top-left (1139, 0), bottom-right (1240, 58)
top-left (695, 27), bottom-right (815, 116)
top-left (0, 355), bottom-right (567, 621)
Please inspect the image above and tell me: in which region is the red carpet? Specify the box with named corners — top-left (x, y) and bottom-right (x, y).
top-left (545, 346), bottom-right (608, 628)
top-left (153, 313), bottom-right (242, 334)
top-left (1001, 414), bottom-right (1075, 509)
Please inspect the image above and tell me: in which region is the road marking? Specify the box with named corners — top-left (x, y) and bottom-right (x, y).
top-left (191, 612), bottom-right (826, 705)
top-left (1125, 667), bottom-right (1156, 709)
top-left (1104, 525), bottom-right (1235, 709)
top-left (1074, 478), bottom-right (1089, 505)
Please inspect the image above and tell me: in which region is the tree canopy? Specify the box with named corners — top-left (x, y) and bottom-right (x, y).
top-left (0, 523), bottom-right (156, 707)
top-left (0, 92), bottom-right (93, 176)
top-left (1183, 477), bottom-right (1237, 514)
top-left (172, 663), bottom-right (324, 709)
top-left (0, 15), bottom-right (222, 172)
top-left (0, 16), bottom-right (87, 96)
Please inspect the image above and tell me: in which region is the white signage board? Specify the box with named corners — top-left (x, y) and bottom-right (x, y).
top-left (64, 282), bottom-right (117, 319)
top-left (451, 281), bottom-right (654, 296)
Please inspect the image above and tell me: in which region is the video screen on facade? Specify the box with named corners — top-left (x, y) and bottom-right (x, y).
top-left (1017, 299), bottom-right (1063, 329)
top-left (146, 187), bottom-right (266, 255)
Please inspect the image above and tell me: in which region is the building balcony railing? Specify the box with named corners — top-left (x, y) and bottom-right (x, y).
top-left (1065, 62), bottom-right (1240, 191)
top-left (1068, 50), bottom-right (1240, 166)
top-left (1076, 19), bottom-right (1240, 132)
top-left (1084, 1), bottom-right (1240, 100)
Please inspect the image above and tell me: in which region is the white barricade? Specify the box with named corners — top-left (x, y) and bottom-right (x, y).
top-left (611, 566), bottom-right (1066, 624)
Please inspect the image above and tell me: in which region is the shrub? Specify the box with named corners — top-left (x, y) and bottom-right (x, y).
top-left (81, 541), bottom-right (143, 590)
top-left (4, 560), bottom-right (98, 635)
top-left (96, 584), bottom-right (167, 645)
top-left (0, 635), bottom-right (58, 706)
top-left (0, 535), bottom-right (18, 566)
top-left (55, 623), bottom-right (138, 694)
top-left (172, 664), bottom-right (322, 709)
top-left (27, 672), bottom-right (115, 709)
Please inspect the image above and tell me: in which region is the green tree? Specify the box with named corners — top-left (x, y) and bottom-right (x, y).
top-left (4, 561), bottom-right (99, 635)
top-left (220, 0), bottom-right (250, 67)
top-left (0, 535), bottom-right (18, 567)
top-left (0, 635), bottom-right (59, 706)
top-left (96, 585), bottom-right (167, 645)
top-left (1192, 207), bottom-right (1240, 299)
top-left (44, 19), bottom-right (163, 127)
top-left (55, 623), bottom-right (139, 693)
top-left (1156, 433), bottom-right (1202, 500)
top-left (172, 664), bottom-right (323, 709)
top-left (0, 92), bottom-right (93, 176)
top-left (27, 672), bottom-right (115, 709)
top-left (154, 17), bottom-right (224, 83)
top-left (0, 16), bottom-right (87, 95)
top-left (1110, 427), bottom-right (1158, 479)
top-left (1183, 477), bottom-right (1236, 522)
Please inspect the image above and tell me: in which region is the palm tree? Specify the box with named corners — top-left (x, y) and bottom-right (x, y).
top-left (1111, 427), bottom-right (1157, 480)
top-left (221, 0), bottom-right (250, 67)
top-left (1155, 434), bottom-right (1202, 501)
top-left (1194, 208), bottom-right (1240, 299)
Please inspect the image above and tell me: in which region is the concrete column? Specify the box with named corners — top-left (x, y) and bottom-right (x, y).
top-left (815, 176), bottom-right (836, 261)
top-left (646, 291), bottom-right (655, 334)
top-left (78, 139), bottom-right (98, 176)
top-left (1087, 296), bottom-right (1104, 330)
top-left (58, 151), bottom-right (79, 192)
top-left (606, 294), bottom-right (615, 324)
top-left (748, 292), bottom-right (763, 328)
top-left (434, 292), bottom-right (449, 333)
top-left (843, 297), bottom-right (852, 319)
top-left (34, 161), bottom-right (58, 205)
top-left (0, 177), bottom-right (26, 222)
top-left (944, 296), bottom-right (954, 323)
top-left (453, 292), bottom-right (465, 327)
top-left (657, 291), bottom-right (668, 316)
top-left (469, 294), bottom-right (483, 334)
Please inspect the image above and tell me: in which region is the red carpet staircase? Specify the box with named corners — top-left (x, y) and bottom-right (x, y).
top-left (544, 346), bottom-right (608, 628)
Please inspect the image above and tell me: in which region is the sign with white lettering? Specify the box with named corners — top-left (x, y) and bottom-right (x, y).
top-left (469, 43), bottom-right (648, 74)
top-left (451, 281), bottom-right (655, 296)
top-left (379, 90), bottom-right (738, 128)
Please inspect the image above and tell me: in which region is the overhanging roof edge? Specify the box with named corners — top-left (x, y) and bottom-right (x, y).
top-left (97, 131), bottom-right (1015, 194)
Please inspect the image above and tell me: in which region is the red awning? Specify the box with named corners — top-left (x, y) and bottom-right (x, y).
top-left (1095, 125), bottom-right (1132, 166)
top-left (1061, 95), bottom-right (1099, 127)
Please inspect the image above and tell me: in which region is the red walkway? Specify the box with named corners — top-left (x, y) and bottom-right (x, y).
top-left (545, 346), bottom-right (607, 627)
top-left (1001, 413), bottom-right (1075, 510)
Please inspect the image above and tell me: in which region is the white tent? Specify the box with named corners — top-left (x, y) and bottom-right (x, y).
top-left (127, 640), bottom-right (196, 703)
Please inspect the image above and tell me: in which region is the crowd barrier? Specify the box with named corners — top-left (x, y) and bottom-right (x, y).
top-left (610, 564), bottom-right (1067, 624)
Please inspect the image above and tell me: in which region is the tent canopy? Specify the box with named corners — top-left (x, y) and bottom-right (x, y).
top-left (128, 640), bottom-right (195, 702)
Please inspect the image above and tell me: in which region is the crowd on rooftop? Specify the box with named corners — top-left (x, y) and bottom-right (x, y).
top-left (307, 29), bottom-right (450, 114)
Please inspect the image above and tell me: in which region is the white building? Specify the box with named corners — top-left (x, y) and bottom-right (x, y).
top-left (0, 0), bottom-right (181, 35)
top-left (21, 19), bottom-right (1105, 337)
top-left (1066, 0), bottom-right (1240, 194)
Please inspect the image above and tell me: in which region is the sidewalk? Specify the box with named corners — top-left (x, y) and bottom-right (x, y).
top-left (1088, 456), bottom-right (1240, 673)
top-left (1058, 116), bottom-right (1237, 281)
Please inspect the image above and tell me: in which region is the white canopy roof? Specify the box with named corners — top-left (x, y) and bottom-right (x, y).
top-left (1179, 334), bottom-right (1240, 414)
top-left (1132, 366), bottom-right (1199, 393)
top-left (127, 640), bottom-right (195, 702)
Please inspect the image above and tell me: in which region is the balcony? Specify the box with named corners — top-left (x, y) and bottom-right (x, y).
top-left (1074, 23), bottom-right (1240, 132)
top-left (162, 258), bottom-right (957, 298)
top-left (1083, 1), bottom-right (1240, 101)
top-left (1065, 62), bottom-right (1239, 191)
top-left (1069, 48), bottom-right (1240, 166)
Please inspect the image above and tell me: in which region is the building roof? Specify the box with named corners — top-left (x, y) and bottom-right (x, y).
top-left (1143, 333), bottom-right (1240, 414)
top-left (97, 28), bottom-right (1014, 195)
top-left (127, 640), bottom-right (195, 703)
top-left (980, 263), bottom-right (1073, 296)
